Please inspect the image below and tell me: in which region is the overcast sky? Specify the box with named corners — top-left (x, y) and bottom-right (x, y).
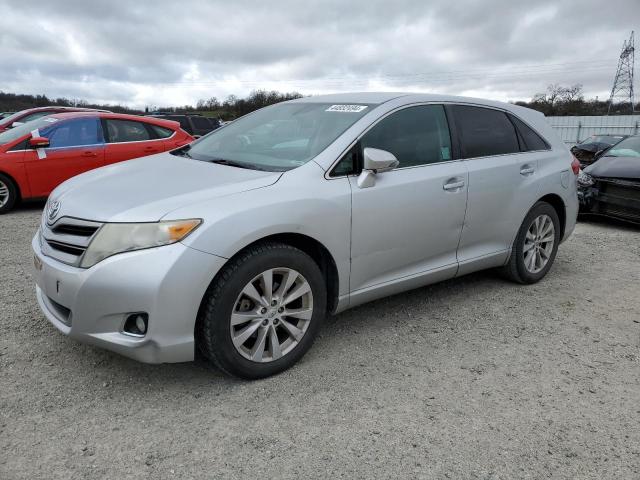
top-left (0, 0), bottom-right (638, 108)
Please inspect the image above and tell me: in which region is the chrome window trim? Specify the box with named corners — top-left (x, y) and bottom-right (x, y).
top-left (104, 131), bottom-right (176, 145)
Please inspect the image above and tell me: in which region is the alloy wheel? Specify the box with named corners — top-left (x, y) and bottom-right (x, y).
top-left (230, 268), bottom-right (314, 363)
top-left (0, 180), bottom-right (9, 208)
top-left (523, 214), bottom-right (555, 274)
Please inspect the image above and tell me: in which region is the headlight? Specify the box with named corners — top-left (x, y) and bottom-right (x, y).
top-left (577, 170), bottom-right (595, 187)
top-left (80, 219), bottom-right (201, 268)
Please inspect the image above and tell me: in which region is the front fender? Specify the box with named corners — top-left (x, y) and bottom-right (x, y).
top-left (172, 166), bottom-right (353, 297)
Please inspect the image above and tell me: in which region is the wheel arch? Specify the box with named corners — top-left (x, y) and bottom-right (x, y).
top-left (199, 232), bottom-right (341, 319)
top-left (537, 193), bottom-right (566, 240)
top-left (0, 170), bottom-right (22, 202)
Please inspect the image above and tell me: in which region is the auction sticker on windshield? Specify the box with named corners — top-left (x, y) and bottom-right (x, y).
top-left (325, 105), bottom-right (368, 113)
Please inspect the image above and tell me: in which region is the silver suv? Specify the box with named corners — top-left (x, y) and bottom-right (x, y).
top-left (32, 93), bottom-right (579, 379)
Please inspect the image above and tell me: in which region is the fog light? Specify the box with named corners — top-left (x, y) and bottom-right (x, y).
top-left (123, 313), bottom-right (148, 337)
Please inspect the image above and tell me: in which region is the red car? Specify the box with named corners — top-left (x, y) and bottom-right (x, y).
top-left (0, 106), bottom-right (111, 133)
top-left (0, 112), bottom-right (193, 213)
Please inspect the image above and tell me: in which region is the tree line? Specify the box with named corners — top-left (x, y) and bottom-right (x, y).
top-left (0, 90), bottom-right (303, 119)
top-left (1, 86), bottom-right (638, 118)
top-left (514, 83), bottom-right (639, 116)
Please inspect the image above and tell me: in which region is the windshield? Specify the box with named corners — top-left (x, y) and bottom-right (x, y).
top-left (580, 135), bottom-right (624, 145)
top-left (181, 102), bottom-right (373, 171)
top-left (0, 116), bottom-right (60, 145)
top-left (606, 136), bottom-right (640, 158)
top-left (0, 110), bottom-right (29, 127)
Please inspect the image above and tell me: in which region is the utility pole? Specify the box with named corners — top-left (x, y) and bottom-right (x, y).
top-left (607, 31), bottom-right (635, 115)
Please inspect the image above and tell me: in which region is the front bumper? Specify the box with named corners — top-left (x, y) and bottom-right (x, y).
top-left (32, 232), bottom-right (227, 363)
top-left (578, 179), bottom-right (640, 224)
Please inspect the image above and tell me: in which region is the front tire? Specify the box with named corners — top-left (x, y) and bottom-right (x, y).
top-left (0, 173), bottom-right (18, 214)
top-left (502, 201), bottom-right (561, 284)
top-left (197, 242), bottom-right (326, 379)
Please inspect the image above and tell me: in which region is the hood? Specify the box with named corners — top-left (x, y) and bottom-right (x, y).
top-left (584, 155), bottom-right (640, 180)
top-left (50, 152), bottom-right (282, 222)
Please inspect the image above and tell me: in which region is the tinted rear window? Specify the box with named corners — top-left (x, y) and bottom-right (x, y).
top-left (452, 105), bottom-right (520, 158)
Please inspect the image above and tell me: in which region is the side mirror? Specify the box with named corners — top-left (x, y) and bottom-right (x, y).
top-left (29, 137), bottom-right (50, 148)
top-left (357, 147), bottom-right (399, 188)
top-left (594, 149), bottom-right (604, 159)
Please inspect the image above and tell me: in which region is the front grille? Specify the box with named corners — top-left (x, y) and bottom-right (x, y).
top-left (45, 240), bottom-right (86, 257)
top-left (40, 217), bottom-right (103, 267)
top-left (594, 178), bottom-right (640, 223)
top-left (51, 224), bottom-right (99, 237)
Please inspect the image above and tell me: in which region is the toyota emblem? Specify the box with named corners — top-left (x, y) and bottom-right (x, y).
top-left (47, 200), bottom-right (61, 222)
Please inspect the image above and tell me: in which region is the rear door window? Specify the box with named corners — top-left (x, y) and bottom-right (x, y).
top-left (104, 119), bottom-right (152, 143)
top-left (451, 105), bottom-right (520, 158)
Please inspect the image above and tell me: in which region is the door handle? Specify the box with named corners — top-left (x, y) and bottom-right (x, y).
top-left (520, 165), bottom-right (535, 176)
top-left (81, 151), bottom-right (97, 157)
top-left (443, 179), bottom-right (465, 191)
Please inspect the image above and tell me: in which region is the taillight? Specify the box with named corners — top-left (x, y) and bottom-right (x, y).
top-left (571, 155), bottom-right (580, 175)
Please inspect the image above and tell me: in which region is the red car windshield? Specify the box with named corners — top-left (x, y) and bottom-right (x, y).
top-left (0, 111), bottom-right (28, 127)
top-left (0, 117), bottom-right (61, 145)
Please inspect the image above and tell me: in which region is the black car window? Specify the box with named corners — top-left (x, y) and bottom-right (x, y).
top-left (191, 116), bottom-right (212, 130)
top-left (8, 139), bottom-right (28, 151)
top-left (150, 125), bottom-right (174, 138)
top-left (360, 105), bottom-right (452, 168)
top-left (42, 118), bottom-right (103, 148)
top-left (509, 114), bottom-right (550, 151)
top-left (165, 116), bottom-right (191, 133)
top-left (104, 119), bottom-right (152, 143)
top-left (330, 145), bottom-right (359, 177)
top-left (452, 105), bottom-right (520, 158)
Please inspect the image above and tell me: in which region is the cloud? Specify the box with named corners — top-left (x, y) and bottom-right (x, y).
top-left (0, 0), bottom-right (637, 107)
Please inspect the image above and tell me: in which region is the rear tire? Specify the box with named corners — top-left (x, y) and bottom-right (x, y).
top-left (501, 201), bottom-right (561, 284)
top-left (196, 242), bottom-right (326, 379)
top-left (0, 173), bottom-right (18, 214)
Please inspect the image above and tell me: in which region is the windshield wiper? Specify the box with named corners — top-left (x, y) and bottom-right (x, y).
top-left (209, 159), bottom-right (269, 171)
top-left (171, 145), bottom-right (192, 158)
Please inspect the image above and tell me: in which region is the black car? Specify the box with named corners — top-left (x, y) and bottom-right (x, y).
top-left (578, 135), bottom-right (640, 224)
top-left (149, 113), bottom-right (220, 137)
top-left (571, 134), bottom-right (628, 167)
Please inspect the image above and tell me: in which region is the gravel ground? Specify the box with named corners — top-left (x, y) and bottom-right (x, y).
top-left (1, 204), bottom-right (639, 480)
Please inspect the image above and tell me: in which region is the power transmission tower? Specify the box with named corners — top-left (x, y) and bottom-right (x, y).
top-left (607, 31), bottom-right (635, 114)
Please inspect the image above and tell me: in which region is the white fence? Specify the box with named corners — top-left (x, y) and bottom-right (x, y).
top-left (547, 115), bottom-right (640, 145)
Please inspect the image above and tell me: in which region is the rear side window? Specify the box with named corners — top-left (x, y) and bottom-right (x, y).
top-left (150, 124), bottom-right (174, 138)
top-left (104, 119), bottom-right (151, 143)
top-left (360, 105), bottom-right (452, 168)
top-left (43, 118), bottom-right (103, 148)
top-left (509, 115), bottom-right (550, 151)
top-left (452, 105), bottom-right (520, 158)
